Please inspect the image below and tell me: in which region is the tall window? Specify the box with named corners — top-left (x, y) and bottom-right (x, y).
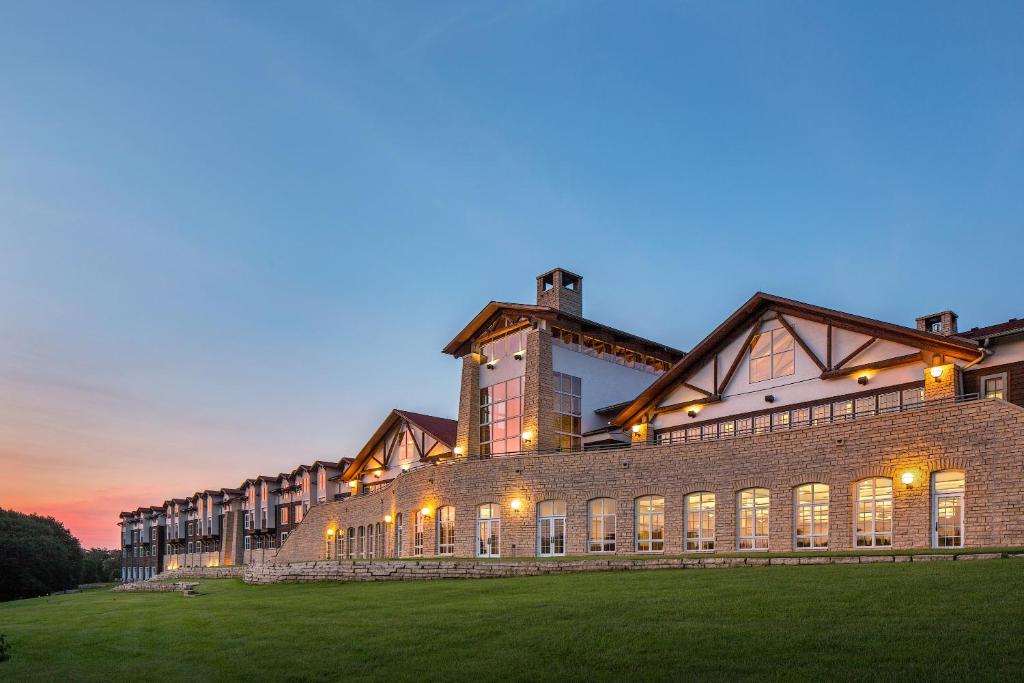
top-left (413, 511), bottom-right (424, 556)
top-left (346, 527), bottom-right (355, 559)
top-left (553, 372), bottom-right (582, 451)
top-left (477, 503), bottom-right (500, 558)
top-left (394, 513), bottom-right (404, 558)
top-left (480, 377), bottom-right (524, 455)
top-left (750, 327), bottom-right (795, 382)
top-left (358, 526), bottom-right (365, 559)
top-left (684, 492), bottom-right (716, 552)
top-left (933, 471), bottom-right (965, 548)
top-left (855, 478), bottom-right (892, 547)
top-left (281, 507), bottom-right (289, 525)
top-left (367, 523), bottom-right (375, 559)
top-left (635, 496), bottom-right (665, 553)
top-left (588, 498), bottom-right (616, 553)
top-left (738, 488), bottom-right (770, 550)
top-left (376, 522), bottom-right (384, 558)
top-left (981, 373), bottom-right (1006, 400)
top-left (295, 506), bottom-right (303, 524)
top-left (794, 484), bottom-right (829, 549)
top-left (396, 428), bottom-right (417, 469)
top-left (537, 500), bottom-right (566, 557)
top-left (437, 506), bottom-right (455, 556)
top-left (481, 329), bottom-right (527, 364)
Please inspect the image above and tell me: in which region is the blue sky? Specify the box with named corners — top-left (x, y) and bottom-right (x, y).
top-left (1, 1), bottom-right (1022, 545)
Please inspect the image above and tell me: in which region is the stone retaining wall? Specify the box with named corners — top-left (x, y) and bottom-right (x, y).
top-left (113, 581), bottom-right (199, 593)
top-left (155, 566), bottom-right (245, 580)
top-left (244, 552), bottom-right (1012, 584)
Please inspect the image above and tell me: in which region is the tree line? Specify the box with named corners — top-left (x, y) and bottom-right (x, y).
top-left (0, 508), bottom-right (121, 602)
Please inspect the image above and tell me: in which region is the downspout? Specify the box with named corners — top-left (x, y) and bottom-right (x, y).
top-left (962, 338), bottom-right (990, 370)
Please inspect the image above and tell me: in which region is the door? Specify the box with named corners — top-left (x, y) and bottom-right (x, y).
top-left (934, 493), bottom-right (963, 548)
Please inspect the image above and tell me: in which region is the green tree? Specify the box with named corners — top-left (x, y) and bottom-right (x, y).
top-left (0, 509), bottom-right (83, 601)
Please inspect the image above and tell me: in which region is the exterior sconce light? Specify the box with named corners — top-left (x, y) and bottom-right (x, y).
top-left (901, 471), bottom-right (916, 487)
top-left (510, 498), bottom-right (522, 512)
top-left (631, 424), bottom-right (642, 434)
top-left (521, 430), bottom-right (534, 443)
top-left (485, 361), bottom-right (496, 370)
top-left (764, 395), bottom-right (776, 403)
top-left (326, 527), bottom-right (335, 537)
top-left (514, 351), bottom-right (524, 361)
top-left (374, 469), bottom-right (382, 478)
top-left (929, 366), bottom-right (944, 382)
top-left (420, 507), bottom-right (432, 517)
top-left (453, 446), bottom-right (464, 456)
top-left (384, 514), bottom-right (393, 524)
top-left (401, 463), bottom-right (410, 472)
top-left (857, 375), bottom-right (869, 386)
top-left (348, 480), bottom-right (358, 489)
top-left (687, 409), bottom-right (698, 418)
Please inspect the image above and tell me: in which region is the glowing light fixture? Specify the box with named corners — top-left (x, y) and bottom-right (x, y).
top-left (401, 463), bottom-right (410, 472)
top-left (521, 430), bottom-right (534, 442)
top-left (420, 507), bottom-right (432, 517)
top-left (901, 471), bottom-right (916, 486)
top-left (929, 366), bottom-right (944, 382)
top-left (453, 446), bottom-right (464, 456)
top-left (687, 409), bottom-right (698, 418)
top-left (326, 527), bottom-right (335, 536)
top-left (384, 514), bottom-right (393, 523)
top-left (348, 480), bottom-right (358, 488)
top-left (374, 469), bottom-right (382, 478)
top-left (510, 498), bottom-right (522, 511)
top-left (632, 424), bottom-right (642, 434)
top-left (858, 375), bottom-right (869, 386)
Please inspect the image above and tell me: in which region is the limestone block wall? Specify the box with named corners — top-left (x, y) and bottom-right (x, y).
top-left (274, 399), bottom-right (1024, 563)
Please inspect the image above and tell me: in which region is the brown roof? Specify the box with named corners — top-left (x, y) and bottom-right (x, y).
top-left (613, 292), bottom-right (982, 427)
top-left (963, 318), bottom-right (1024, 340)
top-left (442, 301), bottom-right (685, 359)
top-left (341, 409), bottom-right (457, 480)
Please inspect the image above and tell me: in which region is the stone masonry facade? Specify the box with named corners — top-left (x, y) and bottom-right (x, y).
top-left (274, 399), bottom-right (1024, 563)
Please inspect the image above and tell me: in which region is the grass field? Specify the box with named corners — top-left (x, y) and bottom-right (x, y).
top-left (1, 560), bottom-right (1022, 681)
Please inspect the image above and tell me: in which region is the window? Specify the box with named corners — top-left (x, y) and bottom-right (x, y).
top-left (358, 526), bottom-right (365, 559)
top-left (480, 377), bottom-right (524, 455)
top-left (855, 478), bottom-right (892, 547)
top-left (244, 512), bottom-right (251, 530)
top-left (902, 387), bottom-right (924, 407)
top-left (588, 499), bottom-right (616, 553)
top-left (750, 327), bottom-right (795, 382)
top-left (635, 496), bottom-right (665, 553)
top-left (346, 527), bottom-right (355, 559)
top-left (771, 411), bottom-right (790, 431)
top-left (832, 400), bottom-right (852, 420)
top-left (537, 500), bottom-right (566, 557)
top-left (396, 428), bottom-right (417, 469)
top-left (187, 522), bottom-right (193, 536)
top-left (933, 471), bottom-right (965, 548)
top-left (792, 407), bottom-right (810, 427)
top-left (686, 426), bottom-right (701, 442)
top-left (753, 414), bottom-right (770, 435)
top-left (254, 535), bottom-right (263, 550)
top-left (187, 542), bottom-right (193, 554)
top-left (878, 391), bottom-right (900, 413)
top-left (295, 506), bottom-right (303, 524)
top-left (794, 484), bottom-right (829, 549)
top-left (394, 513), bottom-right (404, 557)
top-left (854, 395), bottom-right (876, 417)
top-left (482, 329), bottom-right (527, 364)
top-left (684, 492), bottom-right (716, 552)
top-left (477, 503), bottom-right (500, 558)
top-left (738, 488), bottom-right (770, 550)
top-left (367, 523), bottom-right (375, 559)
top-left (719, 420), bottom-right (735, 438)
top-left (811, 404), bottom-right (830, 426)
top-left (553, 372), bottom-right (582, 451)
top-left (280, 532), bottom-right (288, 545)
top-left (437, 506), bottom-right (455, 556)
top-left (281, 507), bottom-right (289, 525)
top-left (981, 373), bottom-right (1007, 400)
top-left (413, 512), bottom-right (424, 556)
top-left (702, 423), bottom-right (718, 440)
top-left (736, 417), bottom-right (752, 435)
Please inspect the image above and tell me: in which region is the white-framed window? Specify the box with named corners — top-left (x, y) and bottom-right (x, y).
top-left (187, 522), bottom-right (193, 536)
top-left (187, 542), bottom-right (193, 553)
top-left (702, 423), bottom-right (718, 439)
top-left (832, 400), bottom-right (852, 420)
top-left (635, 496), bottom-right (665, 553)
top-left (854, 395), bottom-right (876, 417)
top-left (254, 535), bottom-right (263, 550)
top-left (346, 527), bottom-right (355, 559)
top-left (481, 328), bottom-right (527, 365)
top-left (981, 373), bottom-right (1007, 400)
top-left (684, 492), bottom-right (715, 552)
top-left (437, 506), bottom-right (455, 556)
top-left (749, 327), bottom-right (795, 383)
top-left (811, 404), bottom-right (830, 426)
top-left (367, 523), bottom-right (375, 559)
top-left (413, 512), bottom-right (424, 556)
top-left (736, 417), bottom-right (752, 435)
top-left (719, 420), bottom-right (735, 438)
top-left (932, 471), bottom-right (965, 548)
top-left (480, 377), bottom-right (524, 455)
top-left (686, 426), bottom-right (701, 442)
top-left (476, 503), bottom-right (500, 558)
top-left (553, 372), bottom-right (582, 451)
top-left (537, 500), bottom-right (566, 557)
top-left (855, 478), bottom-right (892, 547)
top-left (358, 526), bottom-right (366, 559)
top-left (771, 411), bottom-right (790, 431)
top-left (794, 483), bottom-right (829, 549)
top-left (281, 507), bottom-right (289, 525)
top-left (295, 506), bottom-right (303, 524)
top-left (753, 414), bottom-right (770, 434)
top-left (588, 498), bottom-right (616, 553)
top-left (902, 387), bottom-right (924, 407)
top-left (396, 427), bottom-right (417, 470)
top-left (878, 391), bottom-right (900, 413)
top-left (244, 536), bottom-right (251, 550)
top-left (737, 488), bottom-right (770, 550)
top-left (280, 532), bottom-right (288, 545)
top-left (792, 407), bottom-right (810, 427)
top-left (394, 513), bottom-right (404, 558)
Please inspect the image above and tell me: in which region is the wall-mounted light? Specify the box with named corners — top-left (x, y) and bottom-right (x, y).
top-left (901, 471), bottom-right (916, 487)
top-left (521, 430), bottom-right (534, 443)
top-left (764, 395), bottom-right (776, 403)
top-left (857, 375), bottom-right (869, 386)
top-left (384, 514), bottom-right (393, 524)
top-left (513, 351), bottom-right (524, 361)
top-left (510, 498), bottom-right (522, 512)
top-left (348, 481), bottom-right (358, 489)
top-left (485, 361), bottom-right (496, 370)
top-left (929, 366), bottom-right (944, 382)
top-left (374, 469), bottom-right (382, 478)
top-left (326, 527), bottom-right (335, 537)
top-left (687, 409), bottom-right (698, 418)
top-left (453, 446), bottom-right (464, 456)
top-left (401, 463), bottom-right (410, 472)
top-left (631, 424), bottom-right (642, 434)
top-left (420, 507), bottom-right (432, 517)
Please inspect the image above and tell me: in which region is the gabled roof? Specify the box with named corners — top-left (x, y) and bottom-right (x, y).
top-left (341, 409), bottom-right (457, 480)
top-left (613, 292), bottom-right (981, 427)
top-left (442, 301), bottom-right (685, 359)
top-left (964, 317), bottom-right (1024, 340)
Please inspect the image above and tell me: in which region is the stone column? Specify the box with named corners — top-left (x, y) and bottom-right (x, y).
top-left (924, 363), bottom-right (962, 402)
top-left (523, 327), bottom-right (556, 452)
top-left (456, 352), bottom-right (482, 456)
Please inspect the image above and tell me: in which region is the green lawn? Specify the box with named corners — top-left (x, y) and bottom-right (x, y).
top-left (1, 561), bottom-right (1023, 681)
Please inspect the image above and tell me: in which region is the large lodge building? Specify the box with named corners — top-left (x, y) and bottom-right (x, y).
top-left (119, 269), bottom-right (1024, 580)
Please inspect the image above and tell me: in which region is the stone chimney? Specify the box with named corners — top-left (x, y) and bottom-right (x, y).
top-left (536, 268), bottom-right (583, 317)
top-left (916, 311), bottom-right (958, 336)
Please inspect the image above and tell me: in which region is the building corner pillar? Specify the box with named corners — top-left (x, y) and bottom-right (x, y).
top-left (456, 352), bottom-right (482, 456)
top-left (523, 327), bottom-right (555, 452)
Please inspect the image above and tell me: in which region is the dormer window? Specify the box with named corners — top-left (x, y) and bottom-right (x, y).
top-left (750, 328), bottom-right (795, 383)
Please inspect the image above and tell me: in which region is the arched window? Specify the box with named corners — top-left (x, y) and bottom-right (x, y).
top-left (684, 492), bottom-right (715, 552)
top-left (375, 522), bottom-right (384, 558)
top-left (437, 506), bottom-right (456, 556)
top-left (537, 500), bottom-right (566, 557)
top-left (932, 471), bottom-right (965, 548)
top-left (413, 511), bottom-right (424, 556)
top-left (357, 526), bottom-right (365, 559)
top-left (346, 527), bottom-right (355, 559)
top-left (367, 524), bottom-right (375, 559)
top-left (635, 496), bottom-right (665, 553)
top-left (855, 478), bottom-right (892, 547)
top-left (477, 503), bottom-right (500, 558)
top-left (588, 498), bottom-right (616, 553)
top-left (795, 484), bottom-right (829, 549)
top-left (394, 513), bottom-right (404, 558)
top-left (737, 488), bottom-right (770, 550)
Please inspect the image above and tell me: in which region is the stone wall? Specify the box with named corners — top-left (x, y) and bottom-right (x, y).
top-left (155, 566), bottom-right (245, 580)
top-left (245, 553), bottom-right (1014, 584)
top-left (273, 399), bottom-right (1024, 563)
